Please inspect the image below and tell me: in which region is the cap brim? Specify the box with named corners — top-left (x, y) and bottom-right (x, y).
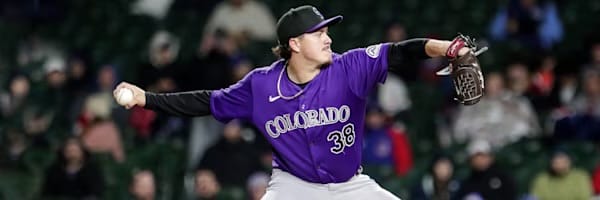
top-left (306, 15), bottom-right (343, 33)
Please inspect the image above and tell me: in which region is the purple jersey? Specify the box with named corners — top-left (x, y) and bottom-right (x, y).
top-left (210, 43), bottom-right (390, 183)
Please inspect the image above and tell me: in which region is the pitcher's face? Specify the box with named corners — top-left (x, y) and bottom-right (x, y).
top-left (293, 27), bottom-right (333, 65)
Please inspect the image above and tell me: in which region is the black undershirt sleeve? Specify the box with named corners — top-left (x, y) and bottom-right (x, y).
top-left (387, 38), bottom-right (431, 75)
top-left (144, 90), bottom-right (213, 117)
top-left (143, 40), bottom-right (431, 116)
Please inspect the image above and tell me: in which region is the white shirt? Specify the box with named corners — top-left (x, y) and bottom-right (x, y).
top-left (204, 1), bottom-right (276, 40)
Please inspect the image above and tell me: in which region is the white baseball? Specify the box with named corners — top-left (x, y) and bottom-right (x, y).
top-left (116, 88), bottom-right (134, 106)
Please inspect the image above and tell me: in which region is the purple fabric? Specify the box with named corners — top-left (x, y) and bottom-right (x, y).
top-left (306, 16), bottom-right (343, 33)
top-left (211, 43), bottom-right (390, 183)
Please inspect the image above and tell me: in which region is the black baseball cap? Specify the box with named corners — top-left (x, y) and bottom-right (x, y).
top-left (276, 5), bottom-right (343, 47)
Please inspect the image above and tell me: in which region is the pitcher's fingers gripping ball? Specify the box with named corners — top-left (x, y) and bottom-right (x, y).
top-left (113, 82), bottom-right (146, 109)
top-left (116, 88), bottom-right (134, 106)
top-left (437, 34), bottom-right (487, 105)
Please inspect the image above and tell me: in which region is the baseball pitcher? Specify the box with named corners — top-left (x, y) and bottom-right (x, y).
top-left (114, 5), bottom-right (486, 200)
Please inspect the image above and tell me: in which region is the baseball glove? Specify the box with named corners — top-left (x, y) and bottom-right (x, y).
top-left (436, 34), bottom-right (487, 105)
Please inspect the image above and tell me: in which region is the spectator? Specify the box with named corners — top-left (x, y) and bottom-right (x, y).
top-left (136, 57), bottom-right (187, 141)
top-left (530, 150), bottom-right (592, 200)
top-left (410, 155), bottom-right (460, 200)
top-left (65, 55), bottom-right (93, 124)
top-left (199, 0), bottom-right (276, 54)
top-left (197, 120), bottom-right (262, 187)
top-left (506, 61), bottom-right (559, 114)
top-left (569, 69), bottom-right (600, 117)
top-left (531, 55), bottom-right (556, 96)
top-left (65, 55), bottom-right (93, 97)
top-left (384, 22), bottom-right (407, 43)
top-left (41, 55), bottom-right (68, 92)
top-left (582, 42), bottom-right (600, 71)
top-left (80, 118), bottom-right (125, 163)
top-left (489, 0), bottom-right (563, 50)
top-left (0, 74), bottom-right (31, 127)
top-left (195, 169), bottom-right (221, 200)
top-left (554, 69), bottom-right (600, 140)
top-left (77, 65), bottom-right (125, 162)
top-left (16, 36), bottom-right (64, 80)
top-left (378, 23), bottom-right (411, 117)
top-left (128, 106), bottom-right (159, 142)
top-left (42, 138), bottom-right (104, 199)
top-left (527, 55), bottom-right (558, 112)
top-left (138, 30), bottom-right (181, 90)
top-left (455, 140), bottom-right (518, 200)
top-left (129, 31), bottom-right (187, 143)
top-left (23, 56), bottom-right (70, 145)
top-left (81, 65), bottom-right (118, 122)
top-left (377, 73), bottom-right (412, 118)
top-left (544, 71), bottom-right (578, 133)
top-left (382, 22), bottom-right (420, 82)
top-left (362, 105), bottom-right (413, 176)
top-left (0, 128), bottom-right (29, 171)
top-left (39, 55), bottom-right (69, 108)
top-left (506, 62), bottom-right (532, 97)
top-left (184, 28), bottom-right (251, 170)
top-left (130, 170), bottom-right (156, 200)
top-left (453, 72), bottom-right (540, 148)
top-left (182, 29), bottom-right (236, 91)
top-left (148, 31), bottom-right (180, 69)
top-left (548, 72), bottom-right (578, 108)
top-left (130, 0), bottom-right (174, 20)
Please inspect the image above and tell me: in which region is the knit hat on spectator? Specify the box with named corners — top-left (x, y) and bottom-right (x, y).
top-left (467, 140), bottom-right (492, 157)
top-left (44, 56), bottom-right (66, 74)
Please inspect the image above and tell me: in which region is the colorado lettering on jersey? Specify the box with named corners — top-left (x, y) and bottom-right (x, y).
top-left (265, 105), bottom-right (351, 138)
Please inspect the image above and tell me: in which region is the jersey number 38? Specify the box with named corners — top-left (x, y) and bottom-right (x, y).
top-left (326, 123), bottom-right (355, 154)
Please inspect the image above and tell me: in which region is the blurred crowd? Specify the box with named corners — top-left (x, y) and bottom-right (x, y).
top-left (0, 0), bottom-right (600, 200)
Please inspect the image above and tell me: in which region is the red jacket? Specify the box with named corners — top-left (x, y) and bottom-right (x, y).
top-left (388, 126), bottom-right (413, 176)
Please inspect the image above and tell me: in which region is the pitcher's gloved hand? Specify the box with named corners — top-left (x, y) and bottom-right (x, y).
top-left (437, 34), bottom-right (487, 105)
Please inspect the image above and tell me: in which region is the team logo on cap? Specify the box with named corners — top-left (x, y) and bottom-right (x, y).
top-left (312, 7), bottom-right (324, 20)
